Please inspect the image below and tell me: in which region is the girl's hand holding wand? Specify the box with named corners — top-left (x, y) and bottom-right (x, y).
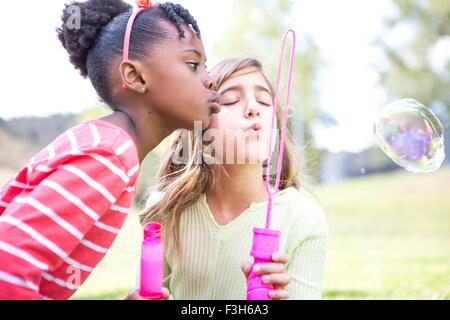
top-left (242, 252), bottom-right (291, 300)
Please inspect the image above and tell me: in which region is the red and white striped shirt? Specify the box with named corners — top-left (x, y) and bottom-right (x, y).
top-left (0, 119), bottom-right (139, 300)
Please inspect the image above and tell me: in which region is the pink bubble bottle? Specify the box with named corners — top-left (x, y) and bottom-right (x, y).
top-left (139, 222), bottom-right (164, 299)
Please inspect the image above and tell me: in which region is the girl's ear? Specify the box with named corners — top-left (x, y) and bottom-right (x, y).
top-left (119, 60), bottom-right (148, 93)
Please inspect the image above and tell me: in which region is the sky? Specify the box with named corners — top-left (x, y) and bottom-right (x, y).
top-left (0, 0), bottom-right (444, 153)
top-left (291, 0), bottom-right (394, 152)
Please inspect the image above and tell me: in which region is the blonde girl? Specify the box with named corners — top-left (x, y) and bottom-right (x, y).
top-left (136, 57), bottom-right (328, 300)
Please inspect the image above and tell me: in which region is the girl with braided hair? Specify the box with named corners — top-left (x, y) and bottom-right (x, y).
top-left (0, 0), bottom-right (220, 300)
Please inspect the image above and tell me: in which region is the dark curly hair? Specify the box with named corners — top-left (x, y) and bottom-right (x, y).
top-left (57, 0), bottom-right (201, 106)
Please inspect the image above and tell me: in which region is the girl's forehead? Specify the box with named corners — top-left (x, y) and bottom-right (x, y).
top-left (160, 19), bottom-right (205, 51)
top-left (220, 68), bottom-right (270, 90)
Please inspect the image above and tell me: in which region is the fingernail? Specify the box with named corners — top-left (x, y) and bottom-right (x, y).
top-left (273, 253), bottom-right (280, 260)
top-left (253, 266), bottom-right (261, 273)
top-left (262, 276), bottom-right (270, 283)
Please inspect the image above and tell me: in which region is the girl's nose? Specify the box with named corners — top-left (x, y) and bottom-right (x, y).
top-left (203, 72), bottom-right (215, 90)
top-left (244, 101), bottom-right (261, 118)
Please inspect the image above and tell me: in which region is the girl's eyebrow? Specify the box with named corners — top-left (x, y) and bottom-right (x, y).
top-left (219, 85), bottom-right (242, 95)
top-left (220, 84), bottom-right (271, 95)
top-left (182, 48), bottom-right (207, 63)
top-left (255, 85), bottom-right (271, 94)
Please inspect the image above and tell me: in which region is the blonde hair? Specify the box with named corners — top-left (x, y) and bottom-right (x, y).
top-left (140, 57), bottom-right (301, 261)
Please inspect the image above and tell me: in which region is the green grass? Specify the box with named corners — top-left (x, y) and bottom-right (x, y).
top-left (72, 167), bottom-right (450, 300)
top-left (317, 166), bottom-right (450, 300)
top-left (70, 215), bottom-right (142, 300)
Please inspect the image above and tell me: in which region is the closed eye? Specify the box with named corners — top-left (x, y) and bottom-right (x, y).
top-left (222, 101), bottom-right (239, 106)
top-left (258, 101), bottom-right (272, 107)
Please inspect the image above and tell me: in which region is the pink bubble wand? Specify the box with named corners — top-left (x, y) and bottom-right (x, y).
top-left (246, 29), bottom-right (296, 300)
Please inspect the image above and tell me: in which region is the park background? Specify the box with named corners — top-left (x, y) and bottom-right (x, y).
top-left (0, 0), bottom-right (449, 299)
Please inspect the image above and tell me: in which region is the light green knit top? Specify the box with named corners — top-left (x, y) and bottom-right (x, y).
top-left (144, 187), bottom-right (328, 300)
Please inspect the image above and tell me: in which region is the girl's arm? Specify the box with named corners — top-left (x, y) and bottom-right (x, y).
top-left (0, 151), bottom-right (130, 299)
top-left (285, 215), bottom-right (329, 300)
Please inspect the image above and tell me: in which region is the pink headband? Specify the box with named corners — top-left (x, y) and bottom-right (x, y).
top-left (122, 0), bottom-right (160, 89)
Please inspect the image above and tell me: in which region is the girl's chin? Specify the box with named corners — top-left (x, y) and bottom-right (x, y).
top-left (192, 115), bottom-right (211, 130)
top-left (211, 153), bottom-right (264, 165)
top-left (237, 152), bottom-right (267, 165)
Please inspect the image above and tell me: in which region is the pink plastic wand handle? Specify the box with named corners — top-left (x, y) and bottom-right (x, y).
top-left (246, 29), bottom-right (297, 300)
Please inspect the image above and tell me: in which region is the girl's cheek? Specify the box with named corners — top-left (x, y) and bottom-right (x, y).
top-left (262, 110), bottom-right (275, 131)
top-left (208, 114), bottom-right (222, 130)
top-left (217, 111), bottom-right (238, 129)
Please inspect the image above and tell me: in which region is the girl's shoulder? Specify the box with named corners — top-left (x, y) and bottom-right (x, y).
top-left (274, 187), bottom-right (329, 249)
top-left (78, 119), bottom-right (135, 150)
top-left (275, 187), bottom-right (327, 227)
top-left (71, 119), bottom-right (139, 169)
top-left (23, 119), bottom-right (140, 187)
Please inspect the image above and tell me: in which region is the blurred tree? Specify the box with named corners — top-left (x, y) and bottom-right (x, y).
top-left (76, 105), bottom-right (111, 123)
top-left (212, 0), bottom-right (329, 182)
top-left (377, 0), bottom-right (450, 122)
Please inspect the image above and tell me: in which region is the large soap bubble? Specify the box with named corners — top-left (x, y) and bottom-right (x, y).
top-left (374, 99), bottom-right (445, 173)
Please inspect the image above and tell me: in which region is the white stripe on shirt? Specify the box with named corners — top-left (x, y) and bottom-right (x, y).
top-left (62, 165), bottom-right (117, 203)
top-left (26, 157), bottom-right (36, 175)
top-left (9, 179), bottom-right (36, 190)
top-left (88, 154), bottom-right (129, 184)
top-left (115, 140), bottom-right (133, 156)
top-left (0, 271), bottom-right (38, 291)
top-left (35, 165), bottom-right (53, 173)
top-left (10, 180), bottom-right (28, 189)
top-left (0, 200), bottom-right (9, 208)
top-left (80, 239), bottom-right (108, 254)
top-left (0, 240), bottom-right (49, 271)
top-left (0, 216), bottom-right (66, 257)
top-left (42, 272), bottom-right (80, 290)
top-left (110, 205), bottom-right (129, 214)
top-left (41, 180), bottom-right (99, 220)
top-left (127, 165), bottom-right (139, 177)
top-left (88, 123), bottom-right (100, 147)
top-left (0, 215), bottom-right (93, 272)
top-left (94, 221), bottom-right (120, 234)
top-left (14, 196), bottom-right (83, 239)
top-left (47, 145), bottom-right (56, 159)
top-left (39, 181), bottom-right (120, 238)
top-left (13, 197), bottom-right (108, 254)
top-left (66, 129), bottom-right (78, 153)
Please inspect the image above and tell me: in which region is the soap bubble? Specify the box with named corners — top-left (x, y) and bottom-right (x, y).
top-left (374, 99), bottom-right (445, 173)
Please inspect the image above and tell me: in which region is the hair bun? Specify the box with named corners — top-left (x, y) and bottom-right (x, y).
top-left (57, 0), bottom-right (131, 77)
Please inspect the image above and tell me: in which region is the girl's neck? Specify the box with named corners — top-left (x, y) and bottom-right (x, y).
top-left (206, 164), bottom-right (268, 224)
top-left (100, 107), bottom-right (171, 163)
